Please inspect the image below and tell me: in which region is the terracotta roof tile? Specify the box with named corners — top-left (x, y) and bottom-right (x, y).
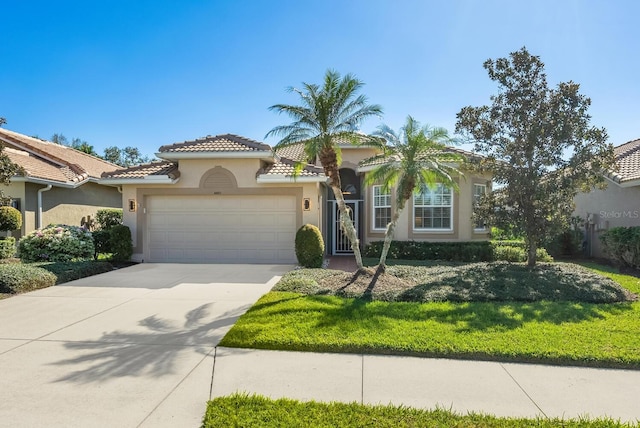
top-left (0, 128), bottom-right (119, 183)
top-left (262, 158), bottom-right (324, 177)
top-left (608, 139), bottom-right (640, 183)
top-left (102, 161), bottom-right (179, 179)
top-left (159, 134), bottom-right (271, 153)
top-left (274, 143), bottom-right (308, 162)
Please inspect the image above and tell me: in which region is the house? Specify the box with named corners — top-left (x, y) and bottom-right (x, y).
top-left (0, 128), bottom-right (122, 237)
top-left (574, 138), bottom-right (640, 258)
top-left (100, 134), bottom-right (492, 264)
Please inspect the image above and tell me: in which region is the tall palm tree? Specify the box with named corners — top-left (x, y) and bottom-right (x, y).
top-left (266, 70), bottom-right (383, 270)
top-left (363, 116), bottom-right (464, 271)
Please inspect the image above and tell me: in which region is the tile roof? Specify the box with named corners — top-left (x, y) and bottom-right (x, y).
top-left (159, 134), bottom-right (271, 153)
top-left (0, 128), bottom-right (119, 184)
top-left (608, 139), bottom-right (640, 184)
top-left (358, 146), bottom-right (480, 168)
top-left (261, 158), bottom-right (324, 177)
top-left (274, 142), bottom-right (308, 162)
top-left (101, 161), bottom-right (179, 179)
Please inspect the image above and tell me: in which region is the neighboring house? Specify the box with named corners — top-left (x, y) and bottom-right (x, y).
top-left (574, 138), bottom-right (640, 258)
top-left (101, 134), bottom-right (492, 264)
top-left (0, 128), bottom-right (122, 238)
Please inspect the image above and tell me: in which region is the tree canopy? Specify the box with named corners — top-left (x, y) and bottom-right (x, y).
top-left (102, 146), bottom-right (152, 167)
top-left (267, 69), bottom-right (383, 269)
top-left (456, 47), bottom-right (615, 266)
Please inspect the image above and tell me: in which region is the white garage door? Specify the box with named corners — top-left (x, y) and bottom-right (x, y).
top-left (146, 195), bottom-right (297, 263)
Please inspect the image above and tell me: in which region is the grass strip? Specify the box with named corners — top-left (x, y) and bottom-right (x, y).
top-left (202, 394), bottom-right (636, 427)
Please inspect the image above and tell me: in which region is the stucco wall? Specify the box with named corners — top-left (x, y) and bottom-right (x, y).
top-left (1, 182), bottom-right (26, 237)
top-left (574, 180), bottom-right (640, 258)
top-left (25, 182), bottom-right (121, 234)
top-left (122, 158), bottom-right (322, 262)
top-left (363, 173), bottom-right (492, 245)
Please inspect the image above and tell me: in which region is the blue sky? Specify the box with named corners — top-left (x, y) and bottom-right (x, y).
top-left (2, 0), bottom-right (638, 158)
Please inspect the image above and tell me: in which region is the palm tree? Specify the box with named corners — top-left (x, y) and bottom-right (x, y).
top-left (363, 116), bottom-right (464, 271)
top-left (266, 70), bottom-right (383, 270)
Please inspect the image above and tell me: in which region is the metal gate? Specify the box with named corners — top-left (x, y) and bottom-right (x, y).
top-left (331, 200), bottom-right (361, 254)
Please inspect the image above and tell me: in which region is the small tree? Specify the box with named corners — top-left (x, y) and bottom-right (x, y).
top-left (363, 116), bottom-right (463, 271)
top-left (103, 146), bottom-right (152, 167)
top-left (456, 47), bottom-right (615, 266)
top-left (0, 206), bottom-right (22, 258)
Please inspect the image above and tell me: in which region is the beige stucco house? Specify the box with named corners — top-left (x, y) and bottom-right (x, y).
top-left (0, 128), bottom-right (122, 237)
top-left (101, 133), bottom-right (491, 264)
top-left (574, 138), bottom-right (640, 258)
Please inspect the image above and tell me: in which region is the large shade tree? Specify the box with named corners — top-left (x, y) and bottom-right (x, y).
top-left (456, 47), bottom-right (615, 266)
top-left (363, 116), bottom-right (463, 271)
top-left (267, 70), bottom-right (383, 269)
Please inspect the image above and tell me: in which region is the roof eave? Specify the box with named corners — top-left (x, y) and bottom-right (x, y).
top-left (10, 176), bottom-right (90, 188)
top-left (156, 152), bottom-right (275, 161)
top-left (256, 175), bottom-right (327, 184)
top-left (98, 176), bottom-right (180, 185)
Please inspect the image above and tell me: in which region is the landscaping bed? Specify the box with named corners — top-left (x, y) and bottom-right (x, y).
top-left (203, 394), bottom-right (636, 428)
top-left (275, 262), bottom-right (637, 303)
top-left (221, 262), bottom-right (640, 369)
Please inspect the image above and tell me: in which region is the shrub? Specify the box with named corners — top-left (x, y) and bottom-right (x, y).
top-left (0, 263), bottom-right (56, 293)
top-left (600, 226), bottom-right (640, 269)
top-left (35, 260), bottom-right (114, 284)
top-left (109, 225), bottom-right (133, 262)
top-left (295, 224), bottom-right (325, 268)
top-left (92, 229), bottom-right (111, 260)
top-left (0, 237), bottom-right (16, 259)
top-left (493, 245), bottom-right (554, 263)
top-left (96, 209), bottom-right (123, 230)
top-left (18, 224), bottom-right (94, 262)
top-left (0, 206), bottom-right (22, 232)
top-left (364, 241), bottom-right (494, 262)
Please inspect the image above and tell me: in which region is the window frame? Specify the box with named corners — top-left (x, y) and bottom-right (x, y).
top-left (372, 185), bottom-right (392, 231)
top-left (412, 184), bottom-right (454, 232)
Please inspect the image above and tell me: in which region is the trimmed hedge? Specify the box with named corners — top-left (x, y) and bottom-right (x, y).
top-left (364, 240), bottom-right (553, 263)
top-left (0, 206), bottom-right (22, 232)
top-left (96, 209), bottom-right (123, 230)
top-left (0, 237), bottom-right (16, 259)
top-left (0, 263), bottom-right (57, 293)
top-left (109, 225), bottom-right (133, 262)
top-left (295, 224), bottom-right (325, 268)
top-left (36, 261), bottom-right (114, 284)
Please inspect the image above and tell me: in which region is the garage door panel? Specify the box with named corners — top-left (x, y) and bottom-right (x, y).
top-left (146, 195), bottom-right (298, 263)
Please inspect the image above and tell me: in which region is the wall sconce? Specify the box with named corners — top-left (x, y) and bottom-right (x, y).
top-left (128, 199), bottom-right (137, 212)
top-left (303, 198), bottom-right (311, 211)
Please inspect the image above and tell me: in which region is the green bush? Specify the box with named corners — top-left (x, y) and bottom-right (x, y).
top-left (35, 260), bottom-right (113, 284)
top-left (493, 245), bottom-right (554, 263)
top-left (364, 241), bottom-right (494, 262)
top-left (109, 225), bottom-right (133, 262)
top-left (18, 224), bottom-right (94, 262)
top-left (364, 240), bottom-right (553, 263)
top-left (92, 229), bottom-right (111, 259)
top-left (96, 209), bottom-right (123, 230)
top-left (600, 226), bottom-right (640, 269)
top-left (295, 224), bottom-right (325, 268)
top-left (0, 237), bottom-right (16, 259)
top-left (0, 263), bottom-right (56, 293)
top-left (0, 206), bottom-right (22, 232)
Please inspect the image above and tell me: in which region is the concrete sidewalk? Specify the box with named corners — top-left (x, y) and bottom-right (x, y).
top-left (211, 347), bottom-right (640, 423)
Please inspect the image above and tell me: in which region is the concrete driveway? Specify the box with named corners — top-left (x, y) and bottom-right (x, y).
top-left (0, 263), bottom-right (292, 428)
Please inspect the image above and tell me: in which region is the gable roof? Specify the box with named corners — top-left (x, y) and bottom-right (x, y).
top-left (0, 128), bottom-right (119, 186)
top-left (607, 139), bottom-right (640, 186)
top-left (101, 160), bottom-right (180, 184)
top-left (157, 134), bottom-right (273, 160)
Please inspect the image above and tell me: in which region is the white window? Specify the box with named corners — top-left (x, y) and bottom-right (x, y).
top-left (473, 184), bottom-right (487, 231)
top-left (372, 185), bottom-right (391, 230)
top-left (413, 184), bottom-right (453, 231)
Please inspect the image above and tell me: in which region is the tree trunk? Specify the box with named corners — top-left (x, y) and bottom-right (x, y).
top-left (330, 183), bottom-right (364, 270)
top-left (527, 240), bottom-right (537, 267)
top-left (378, 204), bottom-right (405, 272)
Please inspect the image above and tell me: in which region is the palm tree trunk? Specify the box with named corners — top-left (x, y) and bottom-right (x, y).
top-left (330, 184), bottom-right (364, 270)
top-left (378, 209), bottom-right (401, 272)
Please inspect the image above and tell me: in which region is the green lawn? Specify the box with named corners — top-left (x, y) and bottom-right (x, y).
top-left (203, 394), bottom-right (636, 428)
top-left (220, 262), bottom-right (640, 368)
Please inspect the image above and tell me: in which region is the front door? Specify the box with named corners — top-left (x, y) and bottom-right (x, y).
top-left (332, 200), bottom-right (361, 254)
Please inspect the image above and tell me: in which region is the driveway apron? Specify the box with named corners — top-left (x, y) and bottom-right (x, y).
top-left (0, 263), bottom-right (291, 428)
